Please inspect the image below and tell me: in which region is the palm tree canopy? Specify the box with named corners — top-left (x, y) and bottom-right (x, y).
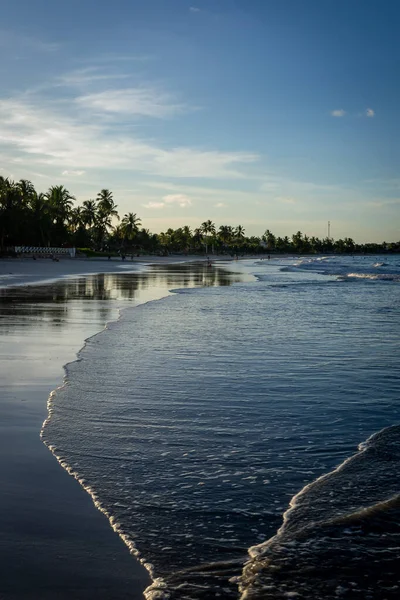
top-left (200, 220), bottom-right (216, 236)
top-left (82, 199), bottom-right (97, 228)
top-left (121, 212), bottom-right (141, 240)
top-left (235, 225), bottom-right (245, 238)
top-left (45, 185), bottom-right (75, 223)
top-left (97, 191), bottom-right (119, 222)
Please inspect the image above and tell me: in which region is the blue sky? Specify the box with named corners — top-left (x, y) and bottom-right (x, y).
top-left (1, 0), bottom-right (399, 241)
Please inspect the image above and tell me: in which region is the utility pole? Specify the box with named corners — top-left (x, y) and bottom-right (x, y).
top-left (328, 221), bottom-right (331, 240)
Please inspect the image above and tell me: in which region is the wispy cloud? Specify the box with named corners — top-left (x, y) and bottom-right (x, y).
top-left (0, 94), bottom-right (257, 178)
top-left (62, 170), bottom-right (85, 176)
top-left (58, 68), bottom-right (130, 87)
top-left (75, 87), bottom-right (185, 118)
top-left (190, 6), bottom-right (201, 12)
top-left (365, 108), bottom-right (375, 118)
top-left (142, 194), bottom-right (192, 210)
top-left (215, 202), bottom-right (228, 208)
top-left (163, 193), bottom-right (192, 207)
top-left (331, 109), bottom-right (346, 117)
top-left (142, 201), bottom-right (166, 209)
top-left (366, 198), bottom-right (399, 209)
top-left (82, 53), bottom-right (153, 64)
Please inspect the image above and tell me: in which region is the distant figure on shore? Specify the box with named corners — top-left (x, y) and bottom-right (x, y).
top-left (268, 254), bottom-right (271, 260)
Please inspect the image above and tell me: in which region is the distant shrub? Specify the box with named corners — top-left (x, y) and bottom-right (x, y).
top-left (77, 248), bottom-right (119, 257)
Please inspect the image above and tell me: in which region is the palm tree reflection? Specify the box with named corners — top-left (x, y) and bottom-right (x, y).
top-left (0, 262), bottom-right (243, 328)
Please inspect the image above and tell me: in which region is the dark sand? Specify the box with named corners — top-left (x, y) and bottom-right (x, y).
top-left (0, 260), bottom-right (244, 599)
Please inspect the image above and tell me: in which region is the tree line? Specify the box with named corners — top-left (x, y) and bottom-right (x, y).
top-left (0, 177), bottom-right (398, 255)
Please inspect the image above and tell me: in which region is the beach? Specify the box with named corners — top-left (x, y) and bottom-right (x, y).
top-left (0, 256), bottom-right (245, 599)
top-left (1, 255), bottom-right (399, 599)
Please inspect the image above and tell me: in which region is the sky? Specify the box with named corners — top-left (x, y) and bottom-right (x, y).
top-left (0, 0), bottom-right (399, 242)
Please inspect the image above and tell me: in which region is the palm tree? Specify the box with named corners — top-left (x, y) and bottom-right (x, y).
top-left (97, 189), bottom-right (119, 219)
top-left (218, 225), bottom-right (233, 243)
top-left (45, 185), bottom-right (74, 226)
top-left (181, 225), bottom-right (193, 252)
top-left (136, 228), bottom-right (158, 253)
top-left (81, 199), bottom-right (97, 228)
top-left (158, 231), bottom-right (172, 254)
top-left (17, 179), bottom-right (36, 204)
top-left (235, 225), bottom-right (246, 239)
top-left (291, 231), bottom-right (303, 253)
top-left (29, 191), bottom-right (51, 246)
top-left (120, 212), bottom-right (141, 247)
top-left (200, 220), bottom-right (216, 254)
top-left (217, 225), bottom-right (233, 253)
top-left (344, 237), bottom-right (355, 253)
top-left (262, 229), bottom-right (276, 251)
top-left (95, 189), bottom-right (119, 248)
top-left (70, 206), bottom-right (85, 233)
top-left (310, 236), bottom-right (322, 253)
top-left (192, 228), bottom-right (203, 252)
top-left (0, 178), bottom-right (20, 248)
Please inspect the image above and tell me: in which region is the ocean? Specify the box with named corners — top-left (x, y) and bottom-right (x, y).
top-left (42, 255), bottom-right (400, 599)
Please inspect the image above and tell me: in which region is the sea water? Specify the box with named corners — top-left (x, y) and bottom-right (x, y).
top-left (42, 255), bottom-right (400, 599)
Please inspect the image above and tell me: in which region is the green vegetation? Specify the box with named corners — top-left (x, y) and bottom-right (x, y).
top-left (1, 176), bottom-right (398, 255)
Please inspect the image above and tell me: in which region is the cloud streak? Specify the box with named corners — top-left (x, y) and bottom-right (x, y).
top-left (143, 194), bottom-right (192, 209)
top-left (62, 170), bottom-right (85, 176)
top-left (0, 90), bottom-right (258, 179)
top-left (75, 87), bottom-right (186, 118)
top-left (163, 193), bottom-right (192, 207)
top-left (331, 109), bottom-right (346, 117)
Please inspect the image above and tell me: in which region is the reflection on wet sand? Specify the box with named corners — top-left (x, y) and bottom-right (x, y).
top-left (0, 262), bottom-right (242, 325)
top-left (0, 261), bottom-right (245, 600)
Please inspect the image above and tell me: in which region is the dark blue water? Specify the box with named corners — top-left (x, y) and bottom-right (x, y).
top-left (42, 256), bottom-right (400, 599)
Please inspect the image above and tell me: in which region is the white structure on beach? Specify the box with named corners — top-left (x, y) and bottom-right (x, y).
top-left (14, 246), bottom-right (76, 257)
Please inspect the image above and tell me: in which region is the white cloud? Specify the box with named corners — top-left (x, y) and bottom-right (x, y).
top-left (142, 195), bottom-right (192, 209)
top-left (215, 202), bottom-right (228, 208)
top-left (62, 170), bottom-right (85, 176)
top-left (142, 201), bottom-right (166, 209)
top-left (190, 6), bottom-right (201, 12)
top-left (163, 193), bottom-right (192, 207)
top-left (58, 68), bottom-right (130, 87)
top-left (0, 97), bottom-right (258, 178)
top-left (75, 87), bottom-right (185, 118)
top-left (365, 108), bottom-right (375, 118)
top-left (331, 109), bottom-right (346, 117)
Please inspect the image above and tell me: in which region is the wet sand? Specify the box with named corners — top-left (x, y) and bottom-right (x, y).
top-left (0, 255), bottom-right (228, 289)
top-left (0, 261), bottom-right (244, 599)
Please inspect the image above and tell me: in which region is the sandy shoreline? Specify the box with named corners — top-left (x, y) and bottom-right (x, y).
top-left (0, 257), bottom-right (247, 599)
top-left (0, 255), bottom-right (217, 289)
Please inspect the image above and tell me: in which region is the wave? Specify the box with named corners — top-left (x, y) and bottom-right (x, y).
top-left (278, 255), bottom-right (400, 284)
top-left (239, 425), bottom-right (400, 599)
top-left (340, 272), bottom-right (400, 282)
top-left (39, 260), bottom-right (400, 600)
